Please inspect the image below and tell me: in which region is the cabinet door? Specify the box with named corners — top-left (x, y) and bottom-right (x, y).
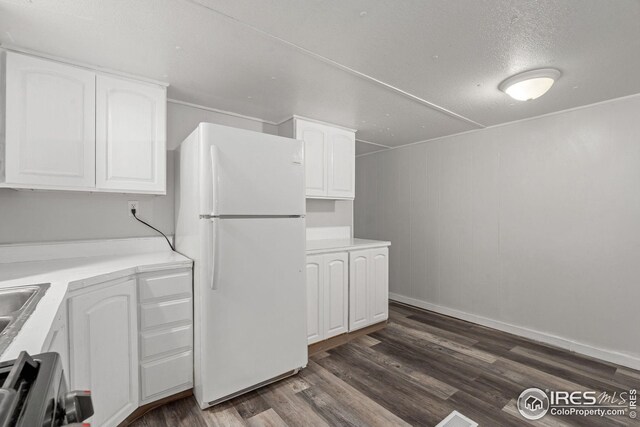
top-left (327, 129), bottom-right (355, 199)
top-left (369, 247), bottom-right (389, 323)
top-left (45, 314), bottom-right (69, 385)
top-left (96, 75), bottom-right (166, 194)
top-left (323, 252), bottom-right (349, 338)
top-left (349, 250), bottom-right (370, 331)
top-left (68, 279), bottom-right (138, 427)
top-left (306, 255), bottom-right (324, 344)
top-left (296, 120), bottom-right (327, 197)
top-left (5, 52), bottom-right (95, 188)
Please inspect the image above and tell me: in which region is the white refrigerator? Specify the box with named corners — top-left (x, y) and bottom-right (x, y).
top-left (174, 123), bottom-right (307, 409)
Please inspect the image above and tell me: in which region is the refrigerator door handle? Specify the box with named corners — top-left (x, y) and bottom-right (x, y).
top-left (210, 145), bottom-right (219, 216)
top-left (206, 217), bottom-right (220, 290)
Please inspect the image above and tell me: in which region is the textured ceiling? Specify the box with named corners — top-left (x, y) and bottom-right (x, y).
top-left (1, 0), bottom-right (639, 154)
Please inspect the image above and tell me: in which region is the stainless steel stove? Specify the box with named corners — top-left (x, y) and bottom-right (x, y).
top-left (0, 352), bottom-right (93, 427)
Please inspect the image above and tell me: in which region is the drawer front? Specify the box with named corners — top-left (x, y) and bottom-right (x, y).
top-left (140, 298), bottom-right (192, 330)
top-left (140, 351), bottom-right (193, 401)
top-left (139, 271), bottom-right (191, 302)
top-left (140, 324), bottom-right (192, 360)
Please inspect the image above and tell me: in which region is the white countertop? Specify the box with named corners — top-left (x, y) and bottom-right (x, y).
top-left (0, 241), bottom-right (191, 361)
top-left (306, 237), bottom-right (390, 255)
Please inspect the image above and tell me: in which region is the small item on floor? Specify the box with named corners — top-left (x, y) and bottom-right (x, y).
top-left (435, 410), bottom-right (478, 427)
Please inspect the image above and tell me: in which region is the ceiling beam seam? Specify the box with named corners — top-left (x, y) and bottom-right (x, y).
top-left (355, 91), bottom-right (640, 158)
top-left (356, 139), bottom-right (392, 148)
top-left (167, 98), bottom-right (279, 125)
top-left (183, 0), bottom-right (486, 129)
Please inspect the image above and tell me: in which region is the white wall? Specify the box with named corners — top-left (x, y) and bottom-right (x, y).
top-left (0, 153), bottom-right (176, 244)
top-left (166, 101), bottom-right (278, 150)
top-left (355, 94), bottom-right (640, 369)
top-left (306, 199), bottom-right (353, 230)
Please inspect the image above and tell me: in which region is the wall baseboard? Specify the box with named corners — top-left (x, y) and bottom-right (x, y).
top-left (389, 292), bottom-right (640, 371)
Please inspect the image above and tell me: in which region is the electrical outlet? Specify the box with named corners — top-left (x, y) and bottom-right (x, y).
top-left (128, 201), bottom-right (139, 217)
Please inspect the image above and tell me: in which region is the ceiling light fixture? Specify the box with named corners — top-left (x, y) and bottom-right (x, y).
top-left (499, 68), bottom-right (561, 101)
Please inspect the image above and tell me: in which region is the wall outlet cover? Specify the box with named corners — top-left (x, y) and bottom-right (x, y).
top-left (128, 201), bottom-right (139, 216)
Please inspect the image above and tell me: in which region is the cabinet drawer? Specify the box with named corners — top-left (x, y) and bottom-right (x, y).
top-left (140, 324), bottom-right (192, 359)
top-left (140, 351), bottom-right (192, 401)
top-left (140, 298), bottom-right (191, 330)
top-left (139, 271), bottom-right (191, 302)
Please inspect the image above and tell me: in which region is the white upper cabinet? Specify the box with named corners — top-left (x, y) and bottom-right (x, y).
top-left (1, 50), bottom-right (167, 194)
top-left (96, 75), bottom-right (166, 193)
top-left (327, 129), bottom-right (355, 199)
top-left (3, 52), bottom-right (96, 188)
top-left (279, 117), bottom-right (355, 200)
top-left (298, 122), bottom-right (327, 197)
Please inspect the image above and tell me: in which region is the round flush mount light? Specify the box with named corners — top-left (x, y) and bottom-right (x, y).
top-left (499, 68), bottom-right (561, 101)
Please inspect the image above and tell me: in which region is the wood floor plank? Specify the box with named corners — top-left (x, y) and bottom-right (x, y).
top-left (490, 357), bottom-right (588, 392)
top-left (385, 322), bottom-right (498, 363)
top-left (233, 391), bottom-right (272, 420)
top-left (348, 337), bottom-right (458, 399)
top-left (130, 304), bottom-right (640, 427)
top-left (387, 302), bottom-right (420, 318)
top-left (370, 329), bottom-right (490, 383)
top-left (508, 346), bottom-right (630, 393)
top-left (199, 401), bottom-right (247, 427)
top-left (246, 408), bottom-right (288, 427)
top-left (502, 399), bottom-right (574, 427)
top-left (280, 375), bottom-right (311, 394)
top-left (143, 396), bottom-right (208, 427)
top-left (390, 313), bottom-right (479, 347)
top-left (298, 386), bottom-right (375, 426)
top-left (352, 334), bottom-right (380, 347)
top-left (446, 389), bottom-right (526, 427)
top-left (316, 347), bottom-right (454, 426)
top-left (257, 376), bottom-right (331, 427)
top-left (617, 367), bottom-right (640, 380)
top-left (302, 361), bottom-right (411, 427)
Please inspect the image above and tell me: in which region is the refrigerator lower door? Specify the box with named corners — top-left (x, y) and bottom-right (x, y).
top-left (195, 217), bottom-right (307, 408)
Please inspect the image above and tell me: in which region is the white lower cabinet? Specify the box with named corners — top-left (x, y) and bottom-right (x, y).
top-left (349, 251), bottom-right (370, 331)
top-left (349, 247), bottom-right (389, 332)
top-left (306, 246), bottom-right (389, 343)
top-left (137, 269), bottom-right (193, 404)
top-left (305, 256), bottom-right (324, 344)
top-left (68, 278), bottom-right (138, 427)
top-left (369, 248), bottom-right (390, 324)
top-left (324, 253), bottom-right (349, 339)
top-left (305, 252), bottom-right (349, 344)
top-left (64, 267), bottom-right (193, 427)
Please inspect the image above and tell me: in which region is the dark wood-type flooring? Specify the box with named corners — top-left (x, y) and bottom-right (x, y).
top-left (130, 302), bottom-right (640, 426)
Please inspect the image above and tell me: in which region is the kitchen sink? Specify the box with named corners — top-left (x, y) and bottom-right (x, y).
top-left (0, 318), bottom-right (11, 334)
top-left (0, 283), bottom-right (50, 355)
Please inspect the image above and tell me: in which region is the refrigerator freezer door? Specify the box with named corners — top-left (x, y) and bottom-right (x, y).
top-left (195, 217), bottom-right (307, 406)
top-left (199, 123), bottom-right (305, 216)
